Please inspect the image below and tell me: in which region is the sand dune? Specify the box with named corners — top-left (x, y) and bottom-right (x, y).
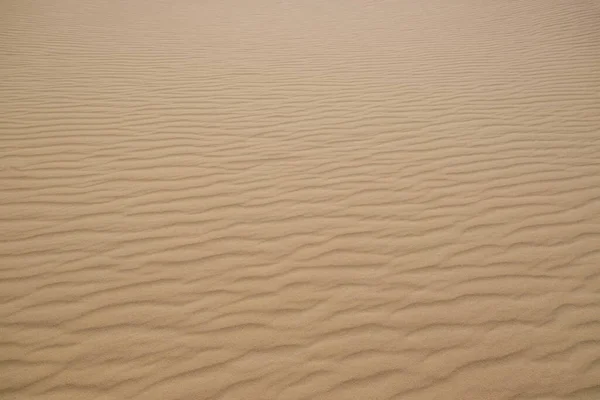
top-left (1, 0), bottom-right (600, 399)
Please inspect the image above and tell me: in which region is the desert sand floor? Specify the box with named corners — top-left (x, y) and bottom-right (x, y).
top-left (1, 1), bottom-right (600, 399)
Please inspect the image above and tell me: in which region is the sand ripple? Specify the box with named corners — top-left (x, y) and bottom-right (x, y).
top-left (1, 0), bottom-right (600, 399)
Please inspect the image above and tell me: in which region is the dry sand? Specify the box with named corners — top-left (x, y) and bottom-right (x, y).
top-left (1, 0), bottom-right (600, 399)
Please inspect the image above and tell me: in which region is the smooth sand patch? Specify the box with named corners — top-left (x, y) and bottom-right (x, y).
top-left (1, 0), bottom-right (600, 399)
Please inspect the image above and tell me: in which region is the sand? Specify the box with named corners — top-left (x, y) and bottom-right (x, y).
top-left (1, 0), bottom-right (600, 399)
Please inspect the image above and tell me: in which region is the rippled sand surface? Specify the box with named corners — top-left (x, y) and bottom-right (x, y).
top-left (2, 1), bottom-right (600, 399)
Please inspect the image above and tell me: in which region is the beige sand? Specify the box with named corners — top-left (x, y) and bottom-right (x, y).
top-left (1, 0), bottom-right (600, 399)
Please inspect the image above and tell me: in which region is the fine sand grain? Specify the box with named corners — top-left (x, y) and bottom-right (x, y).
top-left (1, 1), bottom-right (600, 399)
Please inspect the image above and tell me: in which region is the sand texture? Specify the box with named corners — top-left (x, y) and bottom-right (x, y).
top-left (2, 0), bottom-right (600, 399)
